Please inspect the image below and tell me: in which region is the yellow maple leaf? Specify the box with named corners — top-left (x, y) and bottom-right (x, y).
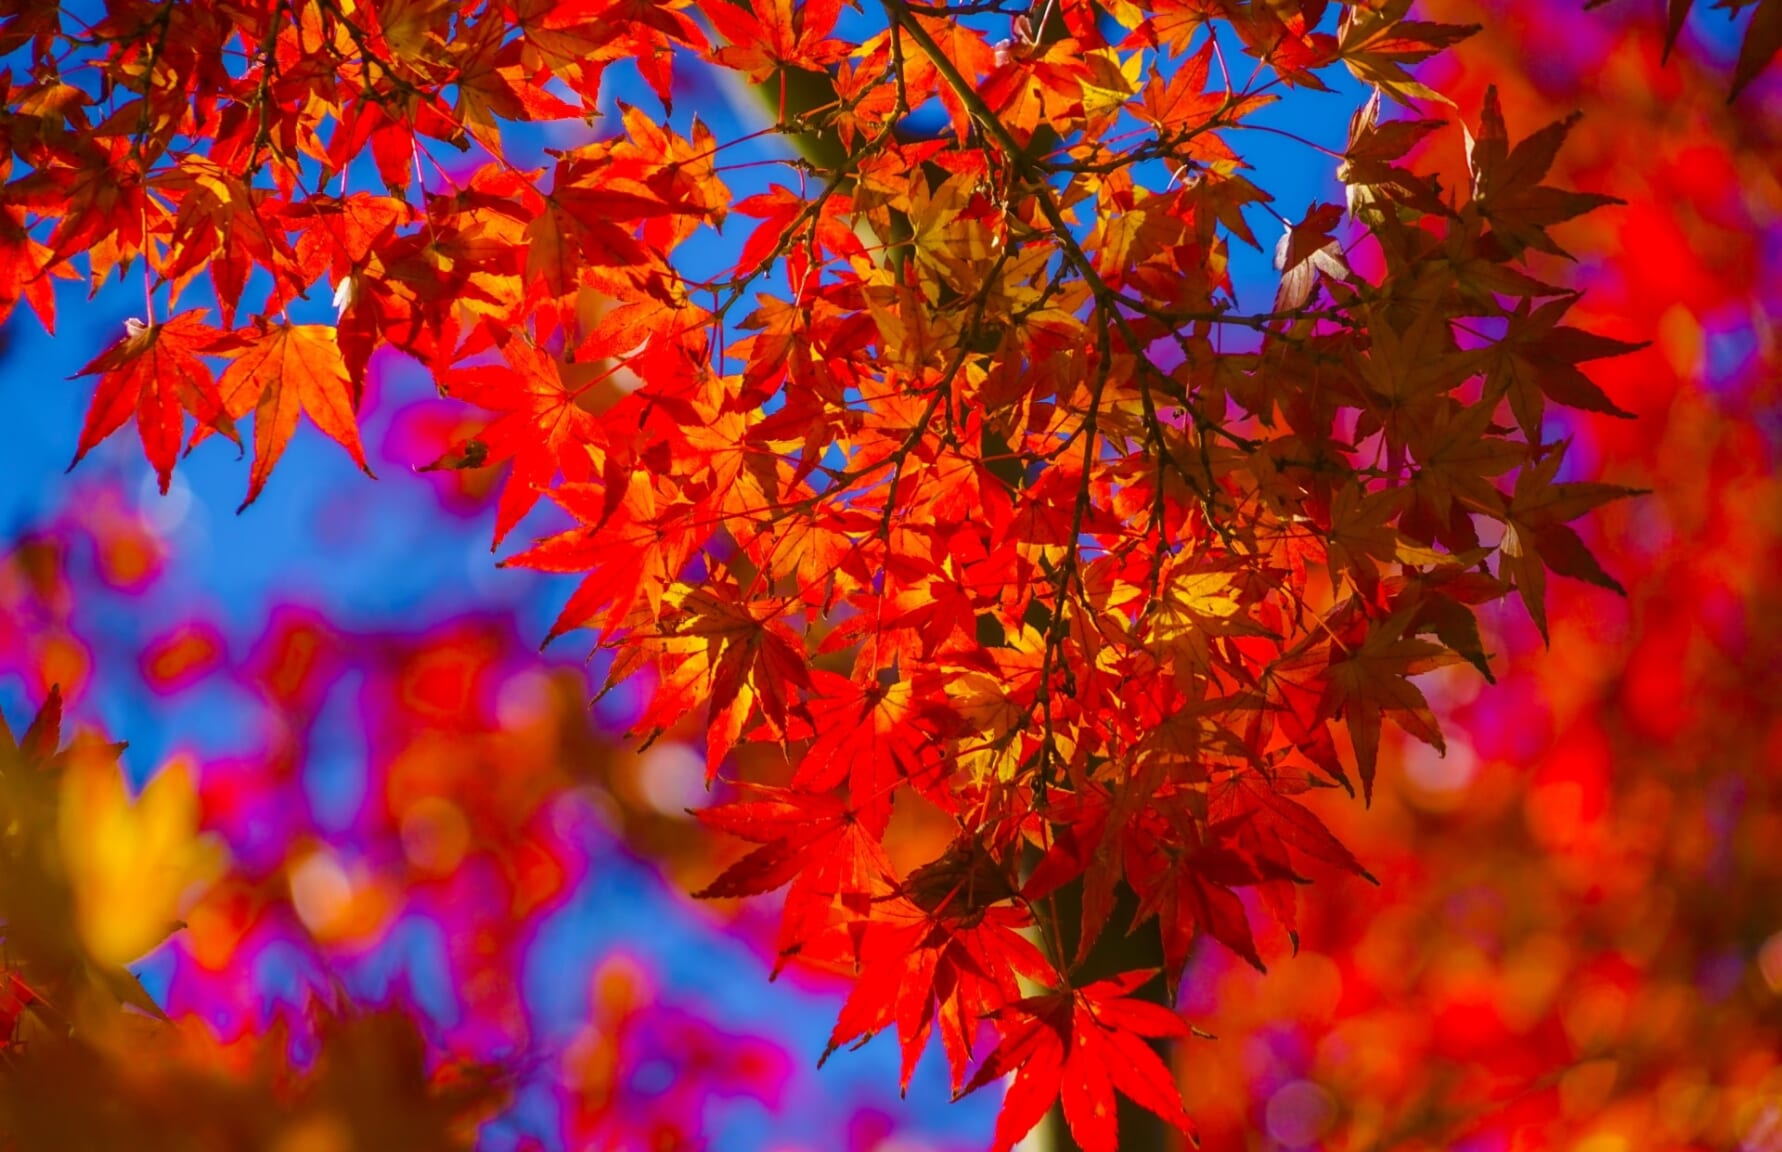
top-left (58, 753), bottom-right (225, 967)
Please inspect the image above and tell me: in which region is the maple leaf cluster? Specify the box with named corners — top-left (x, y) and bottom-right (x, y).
top-left (0, 0), bottom-right (1660, 1145)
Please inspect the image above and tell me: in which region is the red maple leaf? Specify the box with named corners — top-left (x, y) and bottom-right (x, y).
top-left (700, 0), bottom-right (850, 86)
top-left (0, 204), bottom-right (67, 333)
top-left (825, 897), bottom-right (1057, 1093)
top-left (963, 970), bottom-right (1197, 1152)
top-left (70, 311), bottom-right (235, 494)
top-left (694, 784), bottom-right (894, 961)
top-left (431, 334), bottom-right (603, 547)
top-left (502, 472), bottom-right (701, 644)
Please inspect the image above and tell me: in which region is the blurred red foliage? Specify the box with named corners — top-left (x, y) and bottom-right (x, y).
top-left (1170, 6), bottom-right (1782, 1149)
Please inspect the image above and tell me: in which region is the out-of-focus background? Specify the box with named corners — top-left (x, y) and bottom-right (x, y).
top-left (1170, 7), bottom-right (1782, 1150)
top-left (1, 2), bottom-right (1778, 1149)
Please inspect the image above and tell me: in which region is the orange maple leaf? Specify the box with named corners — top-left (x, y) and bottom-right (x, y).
top-left (206, 321), bottom-right (373, 510)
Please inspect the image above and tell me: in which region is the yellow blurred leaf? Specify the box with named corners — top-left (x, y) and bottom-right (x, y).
top-left (57, 754), bottom-right (225, 966)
